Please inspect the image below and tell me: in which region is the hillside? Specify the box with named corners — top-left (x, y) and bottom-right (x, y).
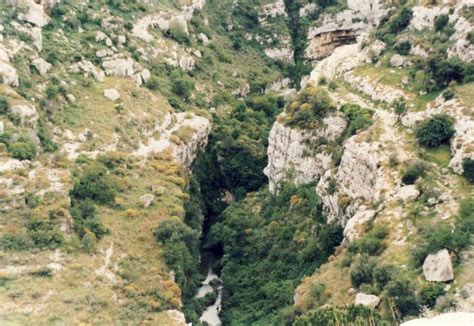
top-left (0, 0), bottom-right (473, 325)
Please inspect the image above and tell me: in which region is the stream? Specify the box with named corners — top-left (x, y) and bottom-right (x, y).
top-left (196, 267), bottom-right (223, 325)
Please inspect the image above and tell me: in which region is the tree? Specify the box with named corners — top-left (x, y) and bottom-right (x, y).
top-left (70, 165), bottom-right (117, 204)
top-left (462, 158), bottom-right (474, 183)
top-left (415, 114), bottom-right (455, 147)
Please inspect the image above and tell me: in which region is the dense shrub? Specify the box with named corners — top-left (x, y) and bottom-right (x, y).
top-left (286, 87), bottom-right (334, 128)
top-left (70, 165), bottom-right (117, 204)
top-left (394, 41), bottom-right (411, 56)
top-left (376, 7), bottom-right (413, 45)
top-left (171, 76), bottom-right (195, 101)
top-left (145, 76), bottom-right (160, 90)
top-left (350, 255), bottom-right (377, 288)
top-left (401, 161), bottom-right (428, 185)
top-left (27, 218), bottom-right (64, 249)
top-left (348, 225), bottom-right (389, 256)
top-left (168, 22), bottom-right (189, 43)
top-left (154, 218), bottom-right (200, 296)
top-left (442, 89), bottom-right (455, 101)
top-left (385, 276), bottom-right (420, 317)
top-left (8, 141), bottom-right (37, 160)
top-left (393, 98), bottom-right (407, 115)
top-left (434, 14), bottom-right (449, 32)
top-left (462, 158), bottom-right (474, 183)
top-left (341, 104), bottom-right (373, 137)
top-left (294, 305), bottom-right (384, 326)
top-left (70, 199), bottom-right (108, 239)
top-left (415, 114), bottom-right (455, 147)
top-left (0, 96), bottom-right (9, 114)
top-left (420, 283), bottom-right (445, 308)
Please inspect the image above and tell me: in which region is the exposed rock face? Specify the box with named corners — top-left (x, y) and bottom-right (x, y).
top-left (390, 54), bottom-right (405, 67)
top-left (103, 89), bottom-right (121, 101)
top-left (395, 185), bottom-right (420, 203)
top-left (32, 57), bottom-right (52, 76)
top-left (264, 47), bottom-right (294, 62)
top-left (401, 312), bottom-right (474, 326)
top-left (343, 208), bottom-right (376, 242)
top-left (70, 60), bottom-right (105, 82)
top-left (305, 0), bottom-right (388, 60)
top-left (10, 0), bottom-right (51, 27)
top-left (102, 57), bottom-right (135, 77)
top-left (402, 96), bottom-right (474, 175)
top-left (355, 293), bottom-right (380, 309)
top-left (140, 194), bottom-right (155, 208)
top-left (264, 115), bottom-right (347, 193)
top-left (10, 104), bottom-right (38, 126)
top-left (423, 249), bottom-right (454, 282)
top-left (0, 60), bottom-right (19, 87)
top-left (134, 113), bottom-right (211, 168)
top-left (259, 0), bottom-right (287, 23)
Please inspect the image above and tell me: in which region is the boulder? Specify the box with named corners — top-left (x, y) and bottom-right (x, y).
top-left (197, 33), bottom-right (209, 45)
top-left (10, 104), bottom-right (38, 125)
top-left (344, 208), bottom-right (376, 242)
top-left (390, 54), bottom-right (405, 67)
top-left (32, 57), bottom-right (52, 76)
top-left (395, 185), bottom-right (420, 203)
top-left (14, 0), bottom-right (50, 27)
top-left (423, 249), bottom-right (454, 282)
top-left (401, 312), bottom-right (474, 326)
top-left (103, 89), bottom-right (120, 101)
top-left (0, 61), bottom-right (19, 87)
top-left (102, 58), bottom-right (134, 77)
top-left (140, 194), bottom-right (154, 208)
top-left (461, 283), bottom-right (474, 299)
top-left (0, 121), bottom-right (4, 134)
top-left (70, 60), bottom-right (105, 82)
top-left (355, 293), bottom-right (380, 309)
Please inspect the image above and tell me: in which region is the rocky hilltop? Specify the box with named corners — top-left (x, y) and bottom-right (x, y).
top-left (0, 0), bottom-right (473, 325)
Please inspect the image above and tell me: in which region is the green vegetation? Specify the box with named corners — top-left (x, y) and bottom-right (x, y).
top-left (285, 87), bottom-right (334, 128)
top-left (154, 217), bottom-right (200, 297)
top-left (401, 160), bottom-right (428, 185)
top-left (341, 103), bottom-right (374, 137)
top-left (26, 217), bottom-right (64, 249)
top-left (348, 225), bottom-right (389, 256)
top-left (8, 139), bottom-right (37, 160)
top-left (462, 158), bottom-right (474, 183)
top-left (376, 6), bottom-right (413, 45)
top-left (415, 114), bottom-right (455, 147)
top-left (0, 96), bottom-right (9, 114)
top-left (294, 305), bottom-right (385, 326)
top-left (70, 164), bottom-right (118, 204)
top-left (209, 183), bottom-right (343, 324)
top-left (420, 283), bottom-right (445, 308)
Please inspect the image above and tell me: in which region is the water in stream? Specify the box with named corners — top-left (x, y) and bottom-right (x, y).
top-left (196, 268), bottom-right (223, 326)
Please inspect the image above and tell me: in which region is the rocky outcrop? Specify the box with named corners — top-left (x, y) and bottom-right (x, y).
top-left (355, 293), bottom-right (380, 309)
top-left (0, 60), bottom-right (19, 87)
top-left (102, 57), bottom-right (135, 77)
top-left (9, 0), bottom-right (52, 27)
top-left (423, 249), bottom-right (454, 282)
top-left (305, 0), bottom-right (388, 60)
top-left (70, 60), bottom-right (105, 82)
top-left (402, 96), bottom-right (474, 175)
top-left (103, 89), bottom-right (121, 101)
top-left (32, 57), bottom-right (52, 76)
top-left (401, 312), bottom-right (474, 326)
top-left (10, 104), bottom-right (38, 126)
top-left (259, 0), bottom-right (287, 24)
top-left (264, 114), bottom-right (347, 193)
top-left (264, 47), bottom-right (294, 62)
top-left (343, 208), bottom-right (376, 242)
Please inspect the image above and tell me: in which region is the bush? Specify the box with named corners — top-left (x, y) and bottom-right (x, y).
top-left (401, 161), bottom-right (428, 185)
top-left (394, 41), bottom-right (411, 56)
top-left (350, 255), bottom-right (376, 288)
top-left (171, 76), bottom-right (194, 101)
top-left (393, 98), bottom-right (407, 115)
top-left (341, 104), bottom-right (373, 136)
top-left (420, 283), bottom-right (445, 308)
top-left (27, 218), bottom-right (64, 249)
top-left (286, 87), bottom-right (334, 128)
top-left (0, 96), bottom-right (10, 114)
top-left (462, 158), bottom-right (474, 183)
top-left (434, 14), bottom-right (449, 32)
top-left (348, 225), bottom-right (388, 256)
top-left (70, 165), bottom-right (117, 204)
top-left (294, 305), bottom-right (384, 326)
top-left (385, 276), bottom-right (420, 317)
top-left (145, 76), bottom-right (160, 90)
top-left (168, 21), bottom-right (188, 43)
top-left (8, 141), bottom-right (37, 160)
top-left (70, 199), bottom-right (108, 239)
top-left (416, 114), bottom-right (455, 147)
top-left (442, 89), bottom-right (455, 101)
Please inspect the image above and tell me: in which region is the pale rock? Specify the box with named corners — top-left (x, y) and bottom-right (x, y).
top-left (410, 5), bottom-right (450, 31)
top-left (266, 78), bottom-right (291, 93)
top-left (233, 83), bottom-right (250, 98)
top-left (140, 194), bottom-right (154, 208)
top-left (259, 0), bottom-right (287, 23)
top-left (197, 33), bottom-right (209, 45)
top-left (96, 49), bottom-right (113, 58)
top-left (0, 61), bottom-right (19, 87)
top-left (355, 293), bottom-right (380, 309)
top-left (32, 57), bottom-right (52, 76)
top-left (299, 3), bottom-right (318, 17)
top-left (66, 94), bottom-right (76, 103)
top-left (264, 47), bottom-right (294, 62)
top-left (395, 185), bottom-right (420, 203)
top-left (102, 58), bottom-right (135, 77)
top-left (165, 309), bottom-right (187, 326)
top-left (401, 312), bottom-right (474, 326)
top-left (461, 283), bottom-right (474, 299)
top-left (265, 114), bottom-right (347, 193)
top-left (390, 54), bottom-right (405, 67)
top-left (344, 208), bottom-right (376, 242)
top-left (0, 121), bottom-right (4, 134)
top-left (103, 89), bottom-right (121, 101)
top-left (12, 0), bottom-right (50, 27)
top-left (411, 44), bottom-right (429, 58)
top-left (423, 249), bottom-right (454, 282)
top-left (117, 35), bottom-right (126, 45)
top-left (95, 31), bottom-right (108, 42)
top-left (10, 104), bottom-right (38, 126)
top-left (70, 60), bottom-right (105, 82)
top-left (140, 68), bottom-right (151, 83)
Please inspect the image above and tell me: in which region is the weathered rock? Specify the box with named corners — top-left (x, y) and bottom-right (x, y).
top-left (0, 121), bottom-right (4, 134)
top-left (264, 47), bottom-right (294, 62)
top-left (140, 194), bottom-right (154, 208)
top-left (102, 57), bottom-right (135, 77)
top-left (32, 57), bottom-right (52, 76)
top-left (390, 54), bottom-right (405, 67)
top-left (355, 293), bottom-right (380, 309)
top-left (10, 104), bottom-right (38, 126)
top-left (395, 185), bottom-right (420, 203)
top-left (197, 33), bottom-right (210, 45)
top-left (401, 312), bottom-right (474, 326)
top-left (96, 49), bottom-right (114, 58)
top-left (265, 114), bottom-right (347, 193)
top-left (259, 0), bottom-right (287, 23)
top-left (70, 60), bottom-right (105, 82)
top-left (344, 208), bottom-right (376, 242)
top-left (12, 0), bottom-right (51, 27)
top-left (0, 61), bottom-right (19, 87)
top-left (461, 283), bottom-right (474, 299)
top-left (423, 249), bottom-right (454, 282)
top-left (103, 89), bottom-right (121, 101)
